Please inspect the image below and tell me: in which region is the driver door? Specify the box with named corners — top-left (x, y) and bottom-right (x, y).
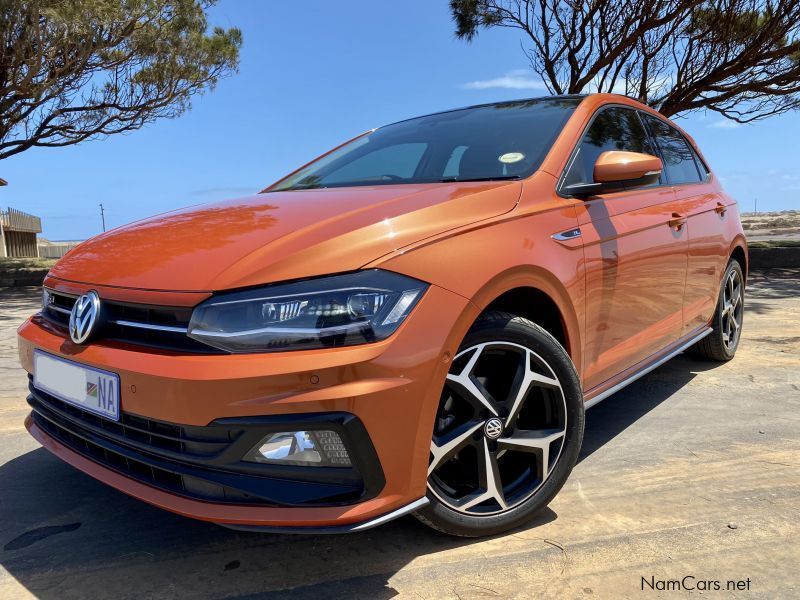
top-left (565, 107), bottom-right (689, 391)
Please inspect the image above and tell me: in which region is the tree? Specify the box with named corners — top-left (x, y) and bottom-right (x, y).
top-left (0, 0), bottom-right (242, 160)
top-left (450, 0), bottom-right (800, 122)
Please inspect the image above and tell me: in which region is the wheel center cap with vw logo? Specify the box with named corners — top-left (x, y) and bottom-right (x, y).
top-left (69, 290), bottom-right (101, 344)
top-left (483, 417), bottom-right (504, 440)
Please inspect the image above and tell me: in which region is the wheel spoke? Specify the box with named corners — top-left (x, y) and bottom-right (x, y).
top-left (452, 344), bottom-right (482, 378)
top-left (484, 440), bottom-right (506, 510)
top-left (507, 350), bottom-right (560, 423)
top-left (732, 285), bottom-right (742, 309)
top-left (498, 428), bottom-right (565, 479)
top-left (446, 345), bottom-right (499, 416)
top-left (428, 421), bottom-right (483, 476)
top-left (456, 439), bottom-right (507, 511)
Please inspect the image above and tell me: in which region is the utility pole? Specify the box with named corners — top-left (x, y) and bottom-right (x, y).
top-left (754, 198), bottom-right (758, 214)
top-left (99, 203), bottom-right (106, 232)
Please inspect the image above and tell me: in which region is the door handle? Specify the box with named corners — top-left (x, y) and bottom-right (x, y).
top-left (668, 213), bottom-right (687, 231)
top-left (714, 202), bottom-right (727, 216)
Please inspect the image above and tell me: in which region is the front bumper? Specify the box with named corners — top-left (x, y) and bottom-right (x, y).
top-left (28, 383), bottom-right (385, 506)
top-left (18, 283), bottom-right (478, 530)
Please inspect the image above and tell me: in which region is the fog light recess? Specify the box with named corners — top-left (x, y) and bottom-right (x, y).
top-left (244, 430), bottom-right (352, 467)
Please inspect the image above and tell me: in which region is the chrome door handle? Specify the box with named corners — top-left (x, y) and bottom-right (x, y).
top-left (714, 202), bottom-right (727, 216)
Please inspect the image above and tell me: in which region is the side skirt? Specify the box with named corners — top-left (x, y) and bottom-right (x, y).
top-left (583, 327), bottom-right (712, 409)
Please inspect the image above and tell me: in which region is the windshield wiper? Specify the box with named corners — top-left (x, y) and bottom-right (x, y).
top-left (438, 175), bottom-right (522, 183)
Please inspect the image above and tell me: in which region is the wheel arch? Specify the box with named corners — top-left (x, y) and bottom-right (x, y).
top-left (729, 238), bottom-right (748, 282)
top-left (463, 266), bottom-right (583, 377)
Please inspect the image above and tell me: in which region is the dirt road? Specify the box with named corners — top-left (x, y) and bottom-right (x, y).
top-left (1, 270), bottom-right (798, 599)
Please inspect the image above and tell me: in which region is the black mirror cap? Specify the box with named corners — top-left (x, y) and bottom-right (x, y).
top-left (561, 182), bottom-right (603, 198)
top-left (562, 171), bottom-right (661, 199)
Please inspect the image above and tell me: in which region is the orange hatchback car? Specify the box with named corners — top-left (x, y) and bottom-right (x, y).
top-left (18, 94), bottom-right (747, 537)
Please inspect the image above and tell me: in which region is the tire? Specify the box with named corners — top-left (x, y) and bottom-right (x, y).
top-left (689, 259), bottom-right (745, 361)
top-left (414, 311), bottom-right (585, 537)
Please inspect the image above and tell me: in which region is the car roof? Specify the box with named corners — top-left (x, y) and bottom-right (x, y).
top-left (380, 95), bottom-right (589, 130)
top-left (378, 92), bottom-right (682, 131)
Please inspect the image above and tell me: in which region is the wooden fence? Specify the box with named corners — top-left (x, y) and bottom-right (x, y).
top-left (38, 241), bottom-right (81, 258)
top-left (1, 207), bottom-right (42, 233)
top-left (0, 207), bottom-right (43, 258)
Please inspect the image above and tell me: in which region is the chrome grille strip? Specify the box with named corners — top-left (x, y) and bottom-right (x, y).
top-left (43, 289), bottom-right (204, 350)
top-left (112, 320), bottom-right (189, 334)
top-left (45, 287), bottom-right (78, 299)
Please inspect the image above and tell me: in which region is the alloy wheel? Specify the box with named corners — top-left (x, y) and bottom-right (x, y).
top-left (721, 268), bottom-right (743, 352)
top-left (428, 341), bottom-right (567, 516)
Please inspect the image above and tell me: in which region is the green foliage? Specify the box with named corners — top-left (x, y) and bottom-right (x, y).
top-left (450, 0), bottom-right (800, 122)
top-left (450, 0), bottom-right (503, 40)
top-left (0, 0), bottom-right (242, 159)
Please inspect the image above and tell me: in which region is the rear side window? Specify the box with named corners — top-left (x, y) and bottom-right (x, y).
top-left (563, 107), bottom-right (656, 187)
top-left (641, 115), bottom-right (703, 184)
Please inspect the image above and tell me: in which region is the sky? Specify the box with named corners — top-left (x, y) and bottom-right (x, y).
top-left (3, 0), bottom-right (799, 240)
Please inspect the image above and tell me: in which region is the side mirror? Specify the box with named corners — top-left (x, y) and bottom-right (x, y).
top-left (563, 151), bottom-right (663, 197)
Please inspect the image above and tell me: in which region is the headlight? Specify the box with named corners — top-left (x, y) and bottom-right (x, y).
top-left (187, 269), bottom-right (428, 353)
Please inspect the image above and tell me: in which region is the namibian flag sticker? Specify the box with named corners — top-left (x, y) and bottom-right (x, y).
top-left (86, 382), bottom-right (98, 399)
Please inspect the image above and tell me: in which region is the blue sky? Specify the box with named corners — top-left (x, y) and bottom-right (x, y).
top-left (3, 0), bottom-right (799, 240)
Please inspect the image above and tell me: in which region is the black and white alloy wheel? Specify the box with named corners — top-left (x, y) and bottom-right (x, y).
top-left (720, 265), bottom-right (744, 354)
top-left (415, 311), bottom-right (584, 537)
top-left (689, 259), bottom-right (745, 362)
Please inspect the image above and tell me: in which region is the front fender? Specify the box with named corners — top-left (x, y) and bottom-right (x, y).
top-left (371, 210), bottom-right (585, 378)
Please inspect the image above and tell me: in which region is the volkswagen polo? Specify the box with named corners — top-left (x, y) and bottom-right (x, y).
top-left (17, 94), bottom-right (747, 537)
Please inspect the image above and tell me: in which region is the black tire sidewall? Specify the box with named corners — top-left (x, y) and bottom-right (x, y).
top-left (417, 312), bottom-right (585, 537)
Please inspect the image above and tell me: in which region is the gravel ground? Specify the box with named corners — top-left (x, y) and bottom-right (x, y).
top-left (0, 270), bottom-right (798, 599)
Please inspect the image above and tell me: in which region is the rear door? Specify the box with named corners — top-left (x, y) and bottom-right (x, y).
top-left (641, 114), bottom-right (728, 334)
top-left (565, 106), bottom-right (689, 391)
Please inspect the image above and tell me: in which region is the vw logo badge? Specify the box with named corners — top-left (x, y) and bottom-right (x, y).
top-left (484, 417), bottom-right (504, 440)
top-left (69, 290), bottom-right (101, 344)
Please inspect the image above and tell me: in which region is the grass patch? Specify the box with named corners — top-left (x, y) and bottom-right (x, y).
top-left (0, 257), bottom-right (57, 270)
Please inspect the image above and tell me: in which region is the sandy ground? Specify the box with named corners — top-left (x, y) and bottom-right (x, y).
top-left (0, 271), bottom-right (798, 599)
top-left (741, 210), bottom-right (800, 243)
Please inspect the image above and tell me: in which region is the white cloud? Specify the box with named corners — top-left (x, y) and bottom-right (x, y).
top-left (709, 119), bottom-right (741, 129)
top-left (462, 70), bottom-right (548, 90)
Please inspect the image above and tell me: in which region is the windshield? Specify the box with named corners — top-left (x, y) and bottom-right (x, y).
top-left (268, 97), bottom-right (582, 191)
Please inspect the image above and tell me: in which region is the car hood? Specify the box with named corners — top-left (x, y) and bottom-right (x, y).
top-left (49, 181), bottom-right (521, 292)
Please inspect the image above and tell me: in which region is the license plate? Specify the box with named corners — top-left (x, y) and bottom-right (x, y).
top-left (33, 351), bottom-right (120, 421)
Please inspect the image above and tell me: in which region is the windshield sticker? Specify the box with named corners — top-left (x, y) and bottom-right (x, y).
top-left (499, 152), bottom-right (525, 164)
